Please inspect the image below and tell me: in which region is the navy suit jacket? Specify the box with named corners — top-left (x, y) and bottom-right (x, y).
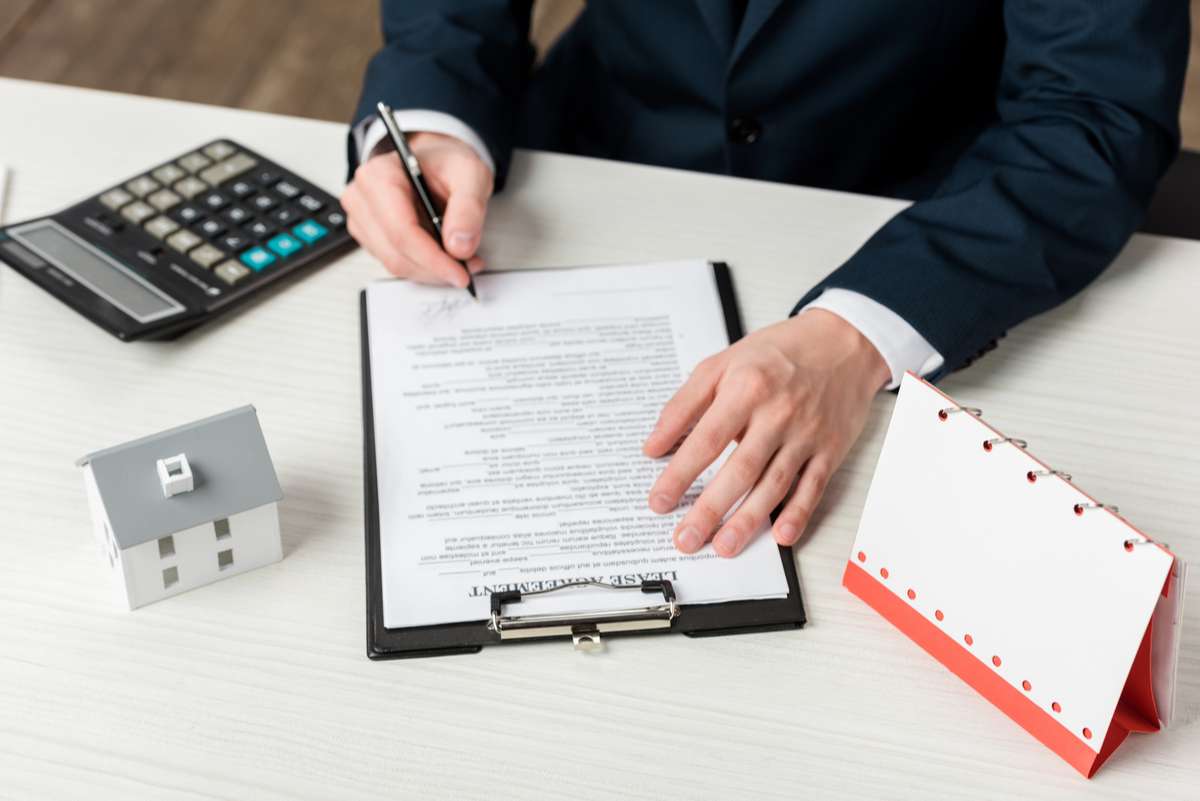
top-left (351, 1), bottom-right (1187, 378)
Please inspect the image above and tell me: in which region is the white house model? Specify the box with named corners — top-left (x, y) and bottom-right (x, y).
top-left (77, 405), bottom-right (284, 610)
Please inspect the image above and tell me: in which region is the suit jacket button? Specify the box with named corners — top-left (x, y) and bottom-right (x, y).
top-left (728, 116), bottom-right (763, 144)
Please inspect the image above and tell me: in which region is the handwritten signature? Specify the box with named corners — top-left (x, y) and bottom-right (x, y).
top-left (420, 296), bottom-right (472, 320)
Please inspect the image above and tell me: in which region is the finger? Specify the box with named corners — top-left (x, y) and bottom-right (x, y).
top-left (711, 447), bottom-right (806, 557)
top-left (439, 164), bottom-right (491, 260)
top-left (643, 359), bottom-right (719, 458)
top-left (672, 429), bottom-right (782, 554)
top-left (773, 455), bottom-right (833, 546)
top-left (394, 221), bottom-right (473, 287)
top-left (467, 257), bottom-right (486, 274)
top-left (357, 175), bottom-right (471, 287)
top-left (343, 187), bottom-right (412, 277)
top-left (648, 391), bottom-right (750, 515)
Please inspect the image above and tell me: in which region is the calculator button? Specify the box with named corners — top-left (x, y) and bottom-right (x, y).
top-left (274, 180), bottom-right (301, 198)
top-left (99, 188), bottom-right (134, 210)
top-left (172, 203), bottom-right (205, 224)
top-left (147, 188), bottom-right (182, 211)
top-left (144, 215), bottom-right (181, 239)
top-left (245, 220), bottom-right (276, 239)
top-left (201, 191), bottom-right (230, 212)
top-left (178, 152), bottom-right (213, 173)
top-left (198, 218), bottom-right (226, 238)
top-left (83, 216), bottom-right (115, 237)
top-left (189, 243), bottom-right (225, 269)
top-left (120, 201), bottom-right (156, 225)
top-left (240, 246), bottom-right (277, 271)
top-left (125, 175), bottom-right (160, 197)
top-left (174, 176), bottom-right (208, 199)
top-left (292, 219), bottom-right (328, 244)
top-left (221, 234), bottom-right (250, 252)
top-left (203, 141), bottom-right (237, 161)
top-left (296, 194), bottom-right (324, 213)
top-left (214, 259), bottom-right (252, 285)
top-left (322, 210), bottom-right (346, 229)
top-left (270, 207), bottom-right (300, 226)
top-left (254, 170), bottom-right (280, 186)
top-left (166, 229), bottom-right (203, 254)
top-left (222, 206), bottom-right (251, 225)
top-left (267, 233), bottom-right (304, 258)
top-left (152, 164), bottom-right (187, 184)
top-left (249, 194), bottom-right (277, 212)
top-left (229, 180), bottom-right (255, 199)
top-left (136, 247), bottom-right (163, 266)
top-left (199, 153), bottom-right (258, 186)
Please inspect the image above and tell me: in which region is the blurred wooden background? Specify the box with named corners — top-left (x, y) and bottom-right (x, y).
top-left (0, 0), bottom-right (1196, 149)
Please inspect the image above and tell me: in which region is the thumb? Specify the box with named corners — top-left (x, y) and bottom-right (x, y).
top-left (441, 171), bottom-right (490, 260)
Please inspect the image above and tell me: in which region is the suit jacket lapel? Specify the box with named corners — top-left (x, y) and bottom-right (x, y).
top-left (694, 0), bottom-right (736, 59)
top-left (730, 0), bottom-right (786, 65)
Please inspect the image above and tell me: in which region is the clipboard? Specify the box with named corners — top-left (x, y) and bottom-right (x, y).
top-left (360, 261), bottom-right (806, 659)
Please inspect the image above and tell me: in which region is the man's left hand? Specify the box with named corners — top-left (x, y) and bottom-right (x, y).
top-left (642, 309), bottom-right (890, 557)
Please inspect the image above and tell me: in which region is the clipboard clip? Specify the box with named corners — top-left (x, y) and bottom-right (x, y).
top-left (488, 579), bottom-right (679, 652)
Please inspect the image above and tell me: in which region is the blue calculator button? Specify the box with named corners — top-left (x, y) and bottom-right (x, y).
top-left (240, 246), bottom-right (276, 271)
top-left (267, 233), bottom-right (303, 258)
top-left (292, 219), bottom-right (328, 244)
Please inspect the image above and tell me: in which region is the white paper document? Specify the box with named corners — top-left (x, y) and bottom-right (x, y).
top-left (366, 260), bottom-right (790, 628)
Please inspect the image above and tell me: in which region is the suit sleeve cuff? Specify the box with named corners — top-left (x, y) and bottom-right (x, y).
top-left (353, 109), bottom-right (496, 175)
top-left (800, 288), bottom-right (945, 390)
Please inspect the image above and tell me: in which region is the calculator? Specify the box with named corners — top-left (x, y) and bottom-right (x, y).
top-left (0, 139), bottom-right (355, 341)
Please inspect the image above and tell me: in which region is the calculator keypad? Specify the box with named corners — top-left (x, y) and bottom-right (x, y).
top-left (174, 176), bottom-right (208, 199)
top-left (147, 188), bottom-right (182, 211)
top-left (241, 246), bottom-right (276, 271)
top-left (189, 244), bottom-right (225, 269)
top-left (203, 141), bottom-right (237, 161)
top-left (214, 260), bottom-right (252, 285)
top-left (145, 216), bottom-right (181, 239)
top-left (100, 188), bottom-right (134, 210)
top-left (152, 163), bottom-right (187, 184)
top-left (125, 176), bottom-right (160, 197)
top-left (167, 229), bottom-right (203, 253)
top-left (79, 139), bottom-right (348, 319)
top-left (178, 152), bottom-right (212, 173)
top-left (121, 201), bottom-right (156, 224)
top-left (250, 194), bottom-right (277, 212)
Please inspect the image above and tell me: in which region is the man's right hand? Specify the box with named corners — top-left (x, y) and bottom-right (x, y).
top-left (340, 131), bottom-right (494, 286)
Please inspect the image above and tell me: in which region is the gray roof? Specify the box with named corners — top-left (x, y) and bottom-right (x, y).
top-left (77, 406), bottom-right (282, 549)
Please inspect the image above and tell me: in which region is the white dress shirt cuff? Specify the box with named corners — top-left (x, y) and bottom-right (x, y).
top-left (800, 288), bottom-right (944, 390)
top-left (353, 109), bottom-right (496, 175)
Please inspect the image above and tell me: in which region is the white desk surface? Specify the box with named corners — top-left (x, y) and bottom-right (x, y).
top-left (1, 77), bottom-right (1197, 800)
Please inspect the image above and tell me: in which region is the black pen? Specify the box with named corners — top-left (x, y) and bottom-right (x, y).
top-left (375, 101), bottom-right (478, 300)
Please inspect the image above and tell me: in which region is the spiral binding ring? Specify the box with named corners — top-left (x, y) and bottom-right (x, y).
top-left (938, 406), bottom-right (983, 421)
top-left (1123, 535), bottom-right (1153, 550)
top-left (1074, 502), bottom-right (1119, 516)
top-left (1027, 469), bottom-right (1072, 483)
top-left (982, 437), bottom-right (1028, 452)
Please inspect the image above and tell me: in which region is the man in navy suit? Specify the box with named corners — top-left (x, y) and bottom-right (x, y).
top-left (343, 2), bottom-right (1188, 558)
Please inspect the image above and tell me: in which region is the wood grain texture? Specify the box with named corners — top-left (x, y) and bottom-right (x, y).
top-left (0, 78), bottom-right (1198, 801)
top-left (0, 0), bottom-right (580, 124)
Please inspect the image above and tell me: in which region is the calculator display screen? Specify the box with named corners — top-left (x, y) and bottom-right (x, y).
top-left (10, 220), bottom-right (183, 323)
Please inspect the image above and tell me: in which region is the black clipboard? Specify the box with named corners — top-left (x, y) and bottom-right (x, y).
top-left (360, 261), bottom-right (806, 659)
